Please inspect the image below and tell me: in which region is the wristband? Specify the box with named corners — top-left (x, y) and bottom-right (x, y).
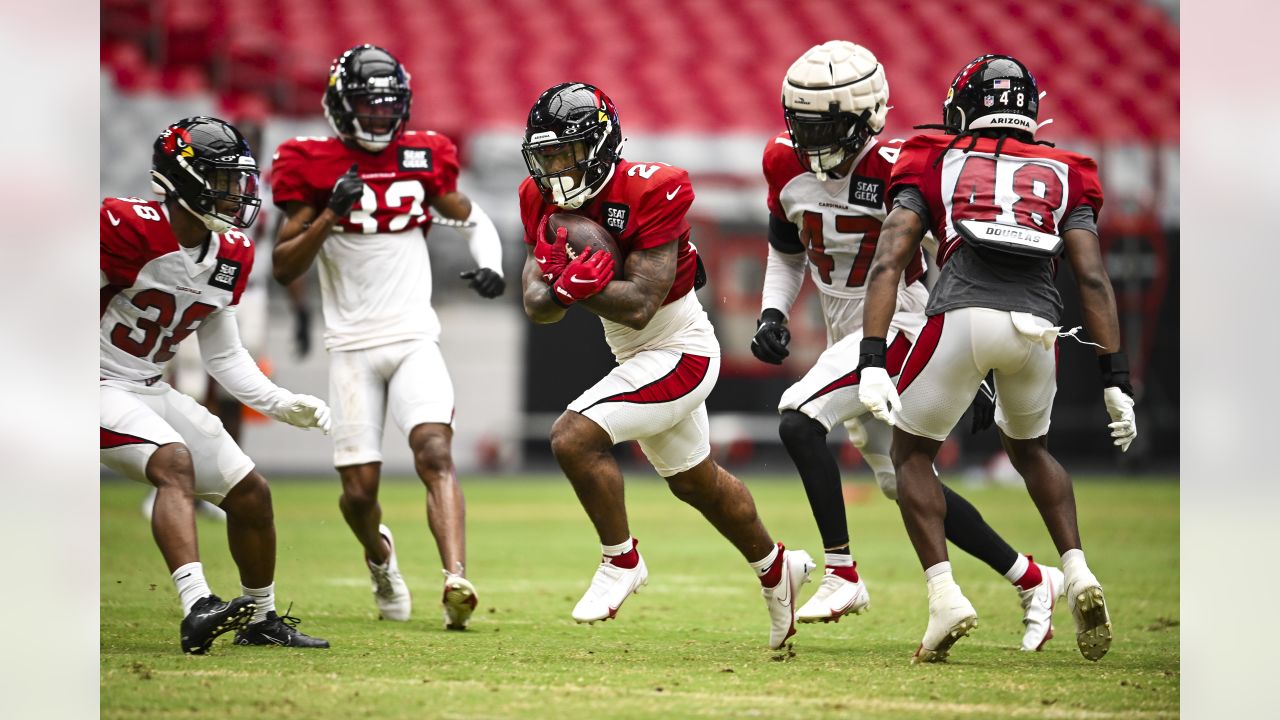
top-left (859, 337), bottom-right (887, 369)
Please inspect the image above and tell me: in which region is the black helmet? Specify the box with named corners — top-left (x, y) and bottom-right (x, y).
top-left (942, 55), bottom-right (1039, 138)
top-left (151, 116), bottom-right (261, 233)
top-left (521, 82), bottom-right (623, 209)
top-left (323, 44), bottom-right (412, 152)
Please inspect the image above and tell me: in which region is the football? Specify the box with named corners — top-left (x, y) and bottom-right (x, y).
top-left (545, 213), bottom-right (620, 265)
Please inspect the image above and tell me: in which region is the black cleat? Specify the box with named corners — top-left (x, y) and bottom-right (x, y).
top-left (180, 595), bottom-right (256, 654)
top-left (234, 605), bottom-right (330, 649)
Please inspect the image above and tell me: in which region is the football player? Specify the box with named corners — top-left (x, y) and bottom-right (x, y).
top-left (270, 44), bottom-right (501, 630)
top-left (756, 41), bottom-right (1065, 652)
top-left (519, 82), bottom-right (814, 650)
top-left (100, 117), bottom-right (331, 653)
top-left (859, 55), bottom-right (1133, 662)
top-left (268, 46), bottom-right (494, 627)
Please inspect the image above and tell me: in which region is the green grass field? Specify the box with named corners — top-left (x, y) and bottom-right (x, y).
top-left (102, 476), bottom-right (1178, 719)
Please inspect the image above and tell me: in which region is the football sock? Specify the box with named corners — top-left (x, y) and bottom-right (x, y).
top-left (1005, 554), bottom-right (1043, 591)
top-left (751, 543), bottom-right (784, 587)
top-left (924, 561), bottom-right (954, 592)
top-left (172, 562), bottom-right (212, 616)
top-left (940, 484), bottom-right (1020, 575)
top-left (778, 411), bottom-right (849, 550)
top-left (824, 552), bottom-right (860, 582)
top-left (1061, 548), bottom-right (1088, 578)
top-left (242, 583), bottom-right (275, 624)
top-left (602, 538), bottom-right (639, 569)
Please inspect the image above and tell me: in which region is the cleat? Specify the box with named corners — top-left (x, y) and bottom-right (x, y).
top-left (442, 571), bottom-right (478, 630)
top-left (234, 605), bottom-right (330, 649)
top-left (367, 524), bottom-right (411, 621)
top-left (762, 546), bottom-right (816, 649)
top-left (913, 582), bottom-right (978, 664)
top-left (1065, 570), bottom-right (1112, 661)
top-left (797, 568), bottom-right (870, 624)
top-left (572, 541), bottom-right (648, 623)
top-left (180, 594), bottom-right (255, 655)
top-left (1019, 564), bottom-right (1065, 651)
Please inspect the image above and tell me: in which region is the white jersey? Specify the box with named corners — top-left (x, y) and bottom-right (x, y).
top-left (602, 291), bottom-right (720, 363)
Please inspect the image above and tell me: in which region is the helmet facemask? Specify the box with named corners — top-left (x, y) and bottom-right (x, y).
top-left (785, 103), bottom-right (877, 180)
top-left (343, 88), bottom-right (411, 152)
top-left (522, 121), bottom-right (617, 210)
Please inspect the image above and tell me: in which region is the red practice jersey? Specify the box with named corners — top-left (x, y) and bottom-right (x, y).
top-left (100, 198), bottom-right (254, 384)
top-left (270, 131), bottom-right (460, 235)
top-left (519, 159), bottom-right (699, 306)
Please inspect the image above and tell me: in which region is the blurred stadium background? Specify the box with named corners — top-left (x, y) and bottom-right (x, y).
top-left (100, 0), bottom-right (1179, 480)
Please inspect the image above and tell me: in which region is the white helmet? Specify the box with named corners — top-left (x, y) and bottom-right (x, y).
top-left (782, 41), bottom-right (889, 179)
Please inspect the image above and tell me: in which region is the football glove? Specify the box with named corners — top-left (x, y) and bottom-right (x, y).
top-left (533, 218), bottom-right (569, 283)
top-left (327, 164), bottom-right (364, 217)
top-left (1099, 352), bottom-right (1137, 452)
top-left (550, 247), bottom-right (614, 307)
top-left (856, 337), bottom-right (899, 425)
top-left (750, 308), bottom-right (790, 365)
top-left (273, 393), bottom-right (332, 434)
top-left (969, 373), bottom-right (996, 434)
top-left (460, 267), bottom-right (506, 298)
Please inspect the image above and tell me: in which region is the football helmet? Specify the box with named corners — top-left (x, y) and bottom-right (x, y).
top-left (942, 55), bottom-right (1039, 137)
top-left (522, 82), bottom-right (623, 210)
top-left (782, 41), bottom-right (888, 180)
top-left (323, 44), bottom-right (412, 152)
top-left (151, 116), bottom-right (261, 234)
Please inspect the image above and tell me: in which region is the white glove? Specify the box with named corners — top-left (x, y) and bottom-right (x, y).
top-left (1102, 386), bottom-right (1136, 452)
top-left (274, 393), bottom-right (332, 434)
top-left (859, 366), bottom-right (901, 426)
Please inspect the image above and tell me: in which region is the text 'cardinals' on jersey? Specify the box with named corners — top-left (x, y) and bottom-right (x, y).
top-left (100, 197), bottom-right (254, 384)
top-left (520, 159), bottom-right (699, 306)
top-left (764, 133), bottom-right (925, 293)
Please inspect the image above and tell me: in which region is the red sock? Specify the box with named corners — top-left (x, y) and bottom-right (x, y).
top-left (758, 544), bottom-right (784, 587)
top-left (606, 539), bottom-right (640, 570)
top-left (829, 562), bottom-right (860, 583)
top-left (1013, 555), bottom-right (1043, 591)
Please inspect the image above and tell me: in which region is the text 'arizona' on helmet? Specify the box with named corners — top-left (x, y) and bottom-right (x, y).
top-left (942, 54), bottom-right (1039, 137)
top-left (522, 82), bottom-right (624, 210)
top-left (324, 44), bottom-right (412, 153)
top-left (782, 40), bottom-right (888, 180)
top-left (151, 116), bottom-right (261, 234)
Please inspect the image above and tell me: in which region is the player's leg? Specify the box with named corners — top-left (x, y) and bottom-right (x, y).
top-left (329, 346), bottom-right (409, 620)
top-left (992, 315), bottom-right (1109, 660)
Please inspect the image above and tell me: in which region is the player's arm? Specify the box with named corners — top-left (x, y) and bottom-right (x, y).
top-left (432, 191), bottom-right (506, 298)
top-left (272, 165), bottom-right (364, 284)
top-left (752, 215), bottom-right (807, 364)
top-left (196, 307), bottom-right (330, 432)
top-left (1063, 227), bottom-right (1121, 354)
top-left (521, 246), bottom-right (568, 324)
top-left (580, 241), bottom-right (676, 330)
top-left (862, 205), bottom-right (928, 339)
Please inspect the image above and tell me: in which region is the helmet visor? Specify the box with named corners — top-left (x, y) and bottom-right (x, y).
top-left (201, 164), bottom-right (262, 228)
top-left (347, 92), bottom-right (410, 136)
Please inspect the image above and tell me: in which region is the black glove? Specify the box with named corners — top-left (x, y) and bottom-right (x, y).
top-left (293, 307), bottom-right (312, 359)
top-left (750, 308), bottom-right (790, 365)
top-left (460, 267), bottom-right (506, 299)
top-left (969, 372), bottom-right (996, 434)
top-left (1099, 352), bottom-right (1135, 398)
top-left (327, 164), bottom-right (364, 217)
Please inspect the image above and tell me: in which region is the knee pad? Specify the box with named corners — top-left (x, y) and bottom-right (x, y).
top-left (778, 410), bottom-right (825, 447)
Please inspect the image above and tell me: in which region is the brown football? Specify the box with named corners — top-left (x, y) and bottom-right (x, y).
top-left (545, 213), bottom-right (621, 265)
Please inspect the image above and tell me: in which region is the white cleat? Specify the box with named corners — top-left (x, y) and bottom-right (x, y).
top-left (762, 546), bottom-right (816, 649)
top-left (442, 571), bottom-right (478, 631)
top-left (1065, 568), bottom-right (1112, 661)
top-left (367, 524), bottom-right (412, 622)
top-left (913, 582), bottom-right (978, 664)
top-left (797, 568), bottom-right (870, 623)
top-left (1018, 564), bottom-right (1065, 651)
top-left (572, 548), bottom-right (648, 624)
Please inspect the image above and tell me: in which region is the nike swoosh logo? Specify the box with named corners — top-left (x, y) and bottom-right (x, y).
top-left (555, 286), bottom-right (573, 298)
top-left (107, 210), bottom-right (121, 226)
top-left (535, 255), bottom-right (548, 263)
top-left (176, 573), bottom-right (191, 581)
top-left (568, 275), bottom-right (595, 284)
top-left (666, 186), bottom-right (681, 200)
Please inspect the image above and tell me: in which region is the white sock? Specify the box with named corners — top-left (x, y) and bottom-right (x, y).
top-left (924, 561), bottom-right (954, 593)
top-left (242, 583), bottom-right (275, 624)
top-left (824, 552), bottom-right (854, 568)
top-left (601, 538), bottom-right (634, 556)
top-left (1061, 548), bottom-right (1087, 576)
top-left (1003, 553), bottom-right (1031, 583)
top-left (172, 562), bottom-right (212, 616)
top-left (749, 544), bottom-right (782, 578)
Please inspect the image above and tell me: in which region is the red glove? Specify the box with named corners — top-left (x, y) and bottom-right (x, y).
top-left (533, 216), bottom-right (569, 283)
top-left (550, 247), bottom-right (615, 307)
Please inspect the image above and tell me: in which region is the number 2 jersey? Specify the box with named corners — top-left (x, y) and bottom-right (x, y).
top-left (100, 198), bottom-right (254, 384)
top-left (270, 131), bottom-right (460, 350)
top-left (888, 133), bottom-right (1104, 324)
